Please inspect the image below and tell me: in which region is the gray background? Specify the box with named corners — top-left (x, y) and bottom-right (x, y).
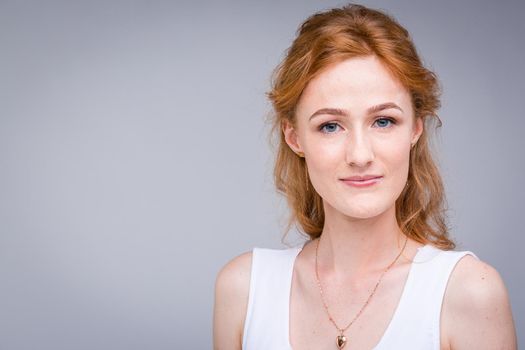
top-left (1, 0), bottom-right (523, 348)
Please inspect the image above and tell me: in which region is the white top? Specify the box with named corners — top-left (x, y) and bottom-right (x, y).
top-left (242, 241), bottom-right (478, 349)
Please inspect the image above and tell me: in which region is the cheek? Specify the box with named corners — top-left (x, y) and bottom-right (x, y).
top-left (383, 143), bottom-right (411, 184)
top-left (304, 138), bottom-right (343, 172)
top-left (303, 141), bottom-right (344, 194)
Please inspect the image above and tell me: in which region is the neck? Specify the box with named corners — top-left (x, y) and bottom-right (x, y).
top-left (316, 202), bottom-right (407, 282)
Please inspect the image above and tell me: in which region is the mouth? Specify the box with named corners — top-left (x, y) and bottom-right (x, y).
top-left (340, 176), bottom-right (383, 188)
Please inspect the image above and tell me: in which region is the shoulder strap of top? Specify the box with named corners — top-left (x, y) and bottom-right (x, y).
top-left (242, 245), bottom-right (302, 350)
top-left (376, 245), bottom-right (478, 349)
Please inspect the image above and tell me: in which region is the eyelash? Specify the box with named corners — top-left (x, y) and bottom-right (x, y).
top-left (318, 117), bottom-right (397, 134)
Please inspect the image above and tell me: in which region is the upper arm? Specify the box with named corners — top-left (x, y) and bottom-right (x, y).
top-left (213, 251), bottom-right (253, 350)
top-left (441, 254), bottom-right (517, 350)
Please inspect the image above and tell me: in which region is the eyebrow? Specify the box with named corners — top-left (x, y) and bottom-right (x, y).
top-left (308, 102), bottom-right (404, 121)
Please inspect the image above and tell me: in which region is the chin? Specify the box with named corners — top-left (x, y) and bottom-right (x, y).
top-left (320, 185), bottom-right (400, 220)
top-left (334, 200), bottom-right (390, 220)
top-left (346, 207), bottom-right (386, 220)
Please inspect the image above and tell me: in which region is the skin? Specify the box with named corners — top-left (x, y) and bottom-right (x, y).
top-left (213, 55), bottom-right (517, 349)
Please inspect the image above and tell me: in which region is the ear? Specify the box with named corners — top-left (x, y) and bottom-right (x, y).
top-left (411, 117), bottom-right (424, 145)
top-left (282, 119), bottom-right (304, 155)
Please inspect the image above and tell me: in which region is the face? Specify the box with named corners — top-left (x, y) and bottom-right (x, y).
top-left (283, 55), bottom-right (423, 220)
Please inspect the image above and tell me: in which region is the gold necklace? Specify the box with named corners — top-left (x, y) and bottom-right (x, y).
top-left (314, 234), bottom-right (408, 349)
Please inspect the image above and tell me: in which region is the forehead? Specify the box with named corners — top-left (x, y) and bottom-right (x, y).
top-left (297, 55), bottom-right (412, 116)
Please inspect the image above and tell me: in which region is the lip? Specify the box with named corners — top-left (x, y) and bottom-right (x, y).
top-left (342, 175), bottom-right (382, 181)
top-left (340, 175), bottom-right (383, 188)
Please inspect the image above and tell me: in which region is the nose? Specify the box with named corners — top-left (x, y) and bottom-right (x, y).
top-left (345, 129), bottom-right (375, 167)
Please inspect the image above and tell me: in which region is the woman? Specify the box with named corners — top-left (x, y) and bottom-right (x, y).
top-left (213, 4), bottom-right (517, 349)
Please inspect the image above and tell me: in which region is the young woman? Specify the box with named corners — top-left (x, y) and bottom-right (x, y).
top-left (213, 4), bottom-right (517, 349)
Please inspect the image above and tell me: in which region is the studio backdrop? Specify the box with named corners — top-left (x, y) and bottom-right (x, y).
top-left (0, 0), bottom-right (523, 349)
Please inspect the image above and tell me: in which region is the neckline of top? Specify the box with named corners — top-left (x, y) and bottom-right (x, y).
top-left (285, 241), bottom-right (432, 349)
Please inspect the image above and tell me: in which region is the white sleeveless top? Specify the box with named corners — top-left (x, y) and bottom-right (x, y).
top-left (242, 241), bottom-right (477, 349)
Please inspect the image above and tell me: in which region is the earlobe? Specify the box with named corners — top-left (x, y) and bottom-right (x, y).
top-left (282, 119), bottom-right (304, 155)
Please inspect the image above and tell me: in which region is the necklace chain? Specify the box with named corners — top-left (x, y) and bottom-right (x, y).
top-left (314, 234), bottom-right (409, 338)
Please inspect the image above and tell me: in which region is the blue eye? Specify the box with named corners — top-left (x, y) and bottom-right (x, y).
top-left (319, 122), bottom-right (341, 134)
top-left (374, 117), bottom-right (396, 128)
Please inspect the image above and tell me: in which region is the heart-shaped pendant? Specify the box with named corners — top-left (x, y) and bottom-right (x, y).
top-left (336, 334), bottom-right (347, 349)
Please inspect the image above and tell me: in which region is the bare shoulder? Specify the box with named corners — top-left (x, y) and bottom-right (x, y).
top-left (215, 251), bottom-right (253, 304)
top-left (213, 250), bottom-right (253, 350)
top-left (447, 254), bottom-right (505, 304)
top-left (441, 253), bottom-right (517, 349)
